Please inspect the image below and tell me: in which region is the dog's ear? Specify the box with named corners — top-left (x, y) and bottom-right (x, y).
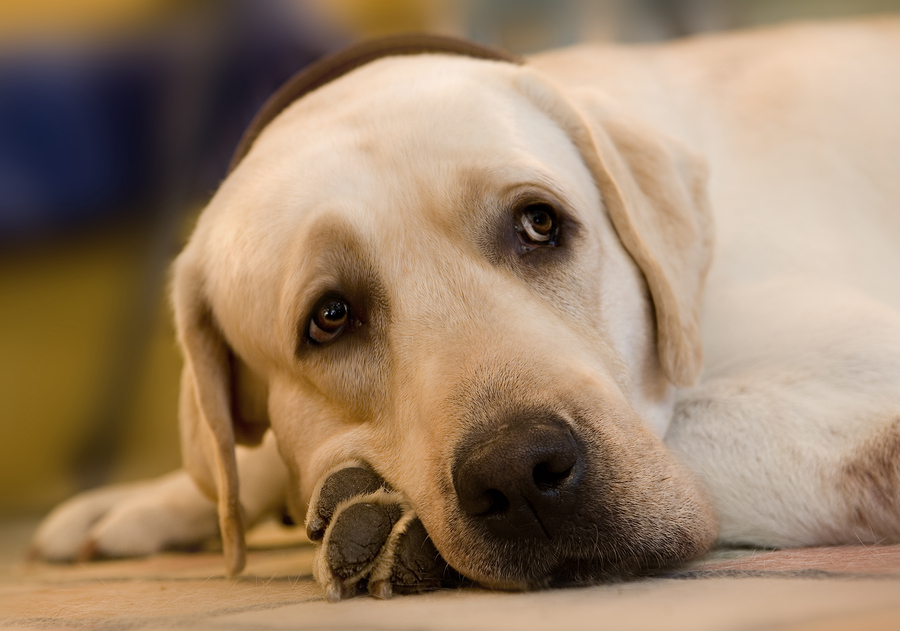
top-left (586, 109), bottom-right (713, 387)
top-left (172, 258), bottom-right (270, 576)
top-left (520, 76), bottom-right (713, 386)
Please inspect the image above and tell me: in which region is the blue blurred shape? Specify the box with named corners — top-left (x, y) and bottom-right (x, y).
top-left (0, 53), bottom-right (158, 242)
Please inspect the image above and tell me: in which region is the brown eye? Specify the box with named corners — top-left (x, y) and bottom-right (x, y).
top-left (309, 298), bottom-right (350, 345)
top-left (516, 203), bottom-right (558, 246)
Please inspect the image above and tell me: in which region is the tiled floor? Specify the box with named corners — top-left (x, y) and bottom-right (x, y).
top-left (3, 518), bottom-right (900, 630)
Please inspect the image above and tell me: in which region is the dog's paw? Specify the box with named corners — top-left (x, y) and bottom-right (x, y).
top-left (307, 465), bottom-right (461, 601)
top-left (31, 471), bottom-right (219, 562)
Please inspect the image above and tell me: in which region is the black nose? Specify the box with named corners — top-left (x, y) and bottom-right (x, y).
top-left (452, 413), bottom-right (582, 540)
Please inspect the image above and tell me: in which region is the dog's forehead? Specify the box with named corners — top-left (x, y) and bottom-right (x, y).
top-left (259, 54), bottom-right (525, 149)
top-left (253, 61), bottom-right (564, 194)
top-left (220, 55), bottom-right (589, 234)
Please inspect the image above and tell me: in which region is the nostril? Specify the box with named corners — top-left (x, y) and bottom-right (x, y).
top-left (456, 478), bottom-right (511, 517)
top-left (532, 438), bottom-right (578, 490)
top-left (532, 461), bottom-right (574, 490)
top-left (481, 489), bottom-right (510, 517)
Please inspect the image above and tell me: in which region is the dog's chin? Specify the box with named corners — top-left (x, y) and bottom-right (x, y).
top-left (542, 556), bottom-right (651, 587)
top-left (440, 530), bottom-right (682, 591)
top-left (437, 502), bottom-right (716, 590)
top-left (453, 546), bottom-right (660, 591)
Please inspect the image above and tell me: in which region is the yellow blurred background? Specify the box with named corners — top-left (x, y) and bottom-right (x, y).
top-left (2, 0), bottom-right (899, 518)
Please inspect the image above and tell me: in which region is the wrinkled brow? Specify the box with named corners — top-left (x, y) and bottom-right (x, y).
top-left (285, 217), bottom-right (390, 352)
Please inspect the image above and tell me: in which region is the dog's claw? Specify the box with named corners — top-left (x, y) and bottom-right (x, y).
top-left (369, 580), bottom-right (393, 600)
top-left (305, 517), bottom-right (327, 541)
top-left (325, 580), bottom-right (351, 603)
top-left (308, 464), bottom-right (461, 601)
top-left (77, 539), bottom-right (100, 563)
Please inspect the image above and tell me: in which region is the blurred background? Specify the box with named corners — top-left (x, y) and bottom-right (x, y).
top-left (2, 0), bottom-right (899, 524)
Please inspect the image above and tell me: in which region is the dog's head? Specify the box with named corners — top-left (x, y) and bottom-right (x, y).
top-left (171, 36), bottom-right (716, 588)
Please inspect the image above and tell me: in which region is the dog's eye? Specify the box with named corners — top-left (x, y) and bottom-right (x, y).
top-left (516, 203), bottom-right (558, 247)
top-left (309, 298), bottom-right (351, 345)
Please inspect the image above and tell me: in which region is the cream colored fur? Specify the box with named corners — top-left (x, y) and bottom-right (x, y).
top-left (33, 18), bottom-right (900, 588)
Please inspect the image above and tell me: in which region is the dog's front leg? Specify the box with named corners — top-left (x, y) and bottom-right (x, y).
top-left (32, 434), bottom-right (286, 562)
top-left (306, 464), bottom-right (463, 601)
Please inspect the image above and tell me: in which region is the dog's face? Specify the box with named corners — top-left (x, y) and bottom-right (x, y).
top-left (173, 54), bottom-right (717, 587)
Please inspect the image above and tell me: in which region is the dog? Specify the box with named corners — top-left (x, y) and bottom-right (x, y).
top-left (33, 19), bottom-right (900, 600)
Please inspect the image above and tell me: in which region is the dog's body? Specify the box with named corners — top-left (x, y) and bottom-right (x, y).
top-left (34, 18), bottom-right (900, 594)
top-left (533, 19), bottom-right (900, 547)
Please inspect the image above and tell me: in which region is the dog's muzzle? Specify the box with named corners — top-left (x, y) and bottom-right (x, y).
top-left (445, 409), bottom-right (665, 588)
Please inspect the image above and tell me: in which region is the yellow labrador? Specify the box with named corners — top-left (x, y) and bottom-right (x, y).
top-left (34, 19), bottom-right (900, 598)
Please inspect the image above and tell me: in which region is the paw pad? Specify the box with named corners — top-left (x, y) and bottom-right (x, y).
top-left (307, 464), bottom-right (462, 601)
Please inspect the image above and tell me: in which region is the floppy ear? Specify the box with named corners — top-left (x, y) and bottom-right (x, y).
top-left (520, 76), bottom-right (713, 386)
top-left (172, 259), bottom-right (270, 576)
top-left (587, 110), bottom-right (713, 386)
